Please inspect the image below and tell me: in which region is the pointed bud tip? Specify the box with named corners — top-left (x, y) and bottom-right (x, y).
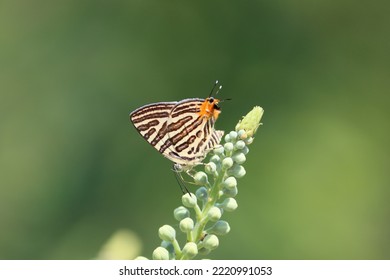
top-left (235, 106), bottom-right (264, 138)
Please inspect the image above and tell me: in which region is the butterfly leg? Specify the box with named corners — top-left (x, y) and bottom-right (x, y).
top-left (172, 164), bottom-right (192, 194)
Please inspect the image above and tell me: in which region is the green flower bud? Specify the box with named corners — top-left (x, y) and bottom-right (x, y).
top-left (223, 186), bottom-right (238, 197)
top-left (222, 157), bottom-right (234, 170)
top-left (205, 162), bottom-right (217, 174)
top-left (232, 152), bottom-right (246, 164)
top-left (195, 186), bottom-right (208, 202)
top-left (235, 140), bottom-right (246, 150)
top-left (224, 142), bottom-right (234, 153)
top-left (203, 234), bottom-right (219, 250)
top-left (229, 131), bottom-right (238, 141)
top-left (213, 145), bottom-right (224, 155)
top-left (152, 247), bottom-right (170, 260)
top-left (221, 198), bottom-right (238, 212)
top-left (134, 256), bottom-right (148, 260)
top-left (182, 193), bottom-right (197, 208)
top-left (224, 134), bottom-right (231, 143)
top-left (235, 106), bottom-right (264, 137)
top-left (242, 146), bottom-right (249, 155)
top-left (198, 247), bottom-right (211, 255)
top-left (245, 137), bottom-right (254, 145)
top-left (210, 154), bottom-right (221, 164)
top-left (179, 217), bottom-right (194, 232)
top-left (160, 240), bottom-right (174, 251)
top-left (237, 129), bottom-right (247, 139)
top-left (158, 225), bottom-right (176, 242)
top-left (160, 241), bottom-right (175, 259)
top-left (194, 171), bottom-right (208, 185)
top-left (207, 206), bottom-right (222, 222)
top-left (182, 242), bottom-right (198, 259)
top-left (209, 220), bottom-right (231, 235)
top-left (228, 164), bottom-right (246, 178)
top-left (173, 206), bottom-right (190, 221)
top-left (221, 177), bottom-right (237, 189)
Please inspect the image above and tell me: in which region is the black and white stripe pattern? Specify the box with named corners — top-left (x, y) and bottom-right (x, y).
top-left (130, 98), bottom-right (224, 168)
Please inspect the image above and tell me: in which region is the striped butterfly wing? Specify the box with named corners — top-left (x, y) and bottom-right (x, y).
top-left (130, 101), bottom-right (177, 155)
top-left (206, 130), bottom-right (224, 150)
top-left (130, 98), bottom-right (224, 168)
top-left (163, 98), bottom-right (224, 167)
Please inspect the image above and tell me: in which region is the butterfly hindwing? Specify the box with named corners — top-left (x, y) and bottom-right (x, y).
top-left (206, 130), bottom-right (224, 151)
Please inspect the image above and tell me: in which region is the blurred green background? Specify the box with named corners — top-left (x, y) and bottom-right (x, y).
top-left (1, 0), bottom-right (389, 259)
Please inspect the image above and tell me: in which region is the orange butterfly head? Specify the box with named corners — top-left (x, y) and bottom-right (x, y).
top-left (198, 97), bottom-right (221, 120)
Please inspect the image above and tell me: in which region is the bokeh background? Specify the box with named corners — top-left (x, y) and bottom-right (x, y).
top-left (1, 0), bottom-right (389, 259)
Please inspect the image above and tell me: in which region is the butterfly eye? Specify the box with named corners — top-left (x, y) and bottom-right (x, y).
top-left (208, 97), bottom-right (214, 103)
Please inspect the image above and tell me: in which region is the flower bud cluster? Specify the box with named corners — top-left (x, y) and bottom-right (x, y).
top-left (207, 128), bottom-right (254, 199)
top-left (142, 106), bottom-right (263, 260)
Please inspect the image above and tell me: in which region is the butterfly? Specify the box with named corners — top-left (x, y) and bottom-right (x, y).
top-left (129, 81), bottom-right (225, 177)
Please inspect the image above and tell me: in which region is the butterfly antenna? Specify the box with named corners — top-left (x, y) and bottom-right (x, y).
top-left (215, 85), bottom-right (223, 96)
top-left (209, 80), bottom-right (220, 97)
top-left (219, 97), bottom-right (231, 102)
